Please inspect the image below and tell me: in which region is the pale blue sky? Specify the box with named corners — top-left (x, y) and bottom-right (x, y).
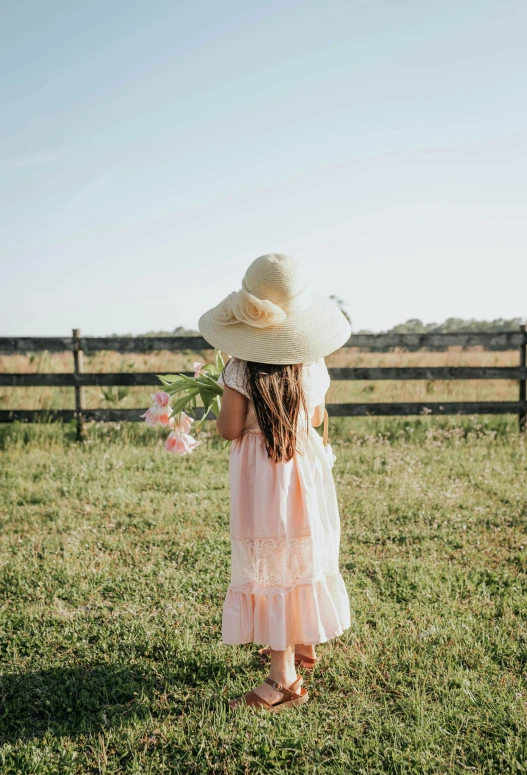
top-left (1, 0), bottom-right (526, 336)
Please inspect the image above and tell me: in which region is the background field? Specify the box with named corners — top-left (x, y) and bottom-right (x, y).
top-left (1, 417), bottom-right (526, 774)
top-left (0, 347), bottom-right (522, 412)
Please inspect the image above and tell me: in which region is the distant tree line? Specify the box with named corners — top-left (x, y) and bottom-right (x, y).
top-left (111, 318), bottom-right (526, 337)
top-left (328, 297), bottom-right (524, 338)
top-left (111, 315), bottom-right (525, 351)
top-left (110, 326), bottom-right (198, 338)
top-left (354, 317), bottom-right (525, 351)
top-left (359, 317), bottom-right (524, 335)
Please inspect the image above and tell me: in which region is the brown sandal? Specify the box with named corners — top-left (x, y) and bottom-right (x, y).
top-left (228, 674), bottom-right (309, 712)
top-left (293, 654), bottom-right (318, 670)
top-left (256, 647), bottom-right (319, 671)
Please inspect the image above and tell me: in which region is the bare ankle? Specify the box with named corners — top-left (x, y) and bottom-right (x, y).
top-left (295, 643), bottom-right (316, 656)
top-left (268, 667), bottom-right (298, 687)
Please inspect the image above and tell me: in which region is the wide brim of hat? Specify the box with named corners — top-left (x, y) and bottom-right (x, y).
top-left (198, 293), bottom-right (351, 364)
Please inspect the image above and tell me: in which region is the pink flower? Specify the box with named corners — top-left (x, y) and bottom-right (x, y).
top-left (157, 406), bottom-right (172, 426)
top-left (141, 405), bottom-right (172, 426)
top-left (165, 429), bottom-right (201, 455)
top-left (172, 411), bottom-right (194, 434)
top-left (193, 362), bottom-right (205, 377)
top-left (151, 391), bottom-right (170, 408)
top-left (141, 392), bottom-right (172, 426)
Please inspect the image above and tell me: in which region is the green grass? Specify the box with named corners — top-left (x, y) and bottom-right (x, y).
top-left (1, 419), bottom-right (526, 774)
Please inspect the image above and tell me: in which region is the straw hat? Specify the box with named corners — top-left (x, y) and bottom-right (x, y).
top-left (198, 254), bottom-right (351, 364)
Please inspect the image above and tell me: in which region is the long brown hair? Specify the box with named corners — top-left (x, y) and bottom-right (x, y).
top-left (245, 361), bottom-right (308, 463)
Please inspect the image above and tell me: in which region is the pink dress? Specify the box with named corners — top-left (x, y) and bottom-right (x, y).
top-left (218, 356), bottom-right (351, 651)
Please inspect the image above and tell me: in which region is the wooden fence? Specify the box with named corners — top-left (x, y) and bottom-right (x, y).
top-left (1, 327), bottom-right (526, 440)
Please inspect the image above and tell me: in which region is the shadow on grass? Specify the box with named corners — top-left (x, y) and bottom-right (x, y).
top-left (0, 655), bottom-right (227, 743)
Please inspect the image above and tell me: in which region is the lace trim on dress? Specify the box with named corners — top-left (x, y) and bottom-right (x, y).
top-left (231, 523), bottom-right (332, 539)
top-left (227, 569), bottom-right (344, 596)
top-left (229, 527), bottom-right (341, 593)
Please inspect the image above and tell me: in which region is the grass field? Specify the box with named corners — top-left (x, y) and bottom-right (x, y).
top-left (1, 416), bottom-right (526, 774)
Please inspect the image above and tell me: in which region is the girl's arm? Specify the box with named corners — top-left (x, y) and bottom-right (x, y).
top-left (311, 401), bottom-right (325, 428)
top-left (216, 384), bottom-right (248, 440)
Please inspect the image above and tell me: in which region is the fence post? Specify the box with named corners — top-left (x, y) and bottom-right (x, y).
top-left (72, 328), bottom-right (86, 441)
top-left (520, 323), bottom-right (526, 433)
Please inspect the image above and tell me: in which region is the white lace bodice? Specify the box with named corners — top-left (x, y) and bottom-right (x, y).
top-left (218, 356), bottom-right (330, 432)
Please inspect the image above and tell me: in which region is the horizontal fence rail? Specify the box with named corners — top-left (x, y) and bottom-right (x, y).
top-left (0, 331), bottom-right (525, 354)
top-left (2, 402), bottom-right (526, 426)
top-left (1, 327), bottom-right (526, 437)
top-left (2, 366), bottom-right (527, 387)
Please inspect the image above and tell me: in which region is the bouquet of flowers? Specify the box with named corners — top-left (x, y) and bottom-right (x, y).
top-left (142, 350), bottom-right (336, 468)
top-left (141, 350), bottom-right (224, 456)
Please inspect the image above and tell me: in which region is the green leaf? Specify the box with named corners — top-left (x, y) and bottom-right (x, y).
top-left (196, 391), bottom-right (215, 429)
top-left (215, 349), bottom-right (225, 371)
top-left (176, 375), bottom-right (204, 387)
top-left (164, 384), bottom-right (193, 397)
top-left (157, 370), bottom-right (222, 397)
top-left (196, 388), bottom-right (223, 430)
top-left (171, 389), bottom-right (200, 416)
top-left (157, 374), bottom-right (188, 385)
top-left (194, 373), bottom-right (222, 393)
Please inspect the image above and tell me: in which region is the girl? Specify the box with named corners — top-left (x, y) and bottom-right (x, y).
top-left (198, 253), bottom-right (351, 712)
